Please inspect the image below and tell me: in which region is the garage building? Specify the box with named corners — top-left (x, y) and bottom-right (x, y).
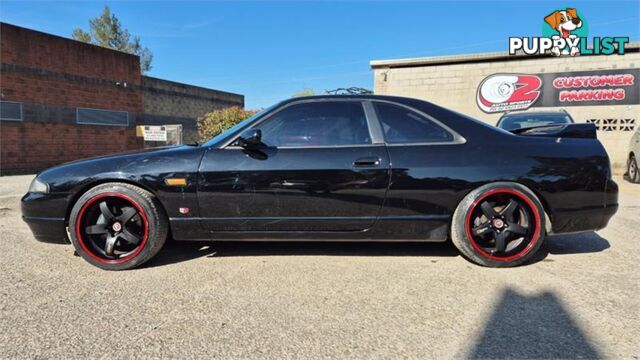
top-left (371, 44), bottom-right (640, 171)
top-left (0, 23), bottom-right (243, 174)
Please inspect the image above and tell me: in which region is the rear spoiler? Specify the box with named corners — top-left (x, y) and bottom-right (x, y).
top-left (509, 123), bottom-right (597, 139)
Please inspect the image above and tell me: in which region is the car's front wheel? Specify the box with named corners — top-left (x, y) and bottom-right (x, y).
top-left (451, 182), bottom-right (545, 267)
top-left (628, 155), bottom-right (640, 183)
top-left (69, 183), bottom-right (168, 270)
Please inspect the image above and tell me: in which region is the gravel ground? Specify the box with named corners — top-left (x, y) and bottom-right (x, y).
top-left (0, 175), bottom-right (638, 359)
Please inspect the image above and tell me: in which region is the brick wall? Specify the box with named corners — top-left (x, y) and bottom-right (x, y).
top-left (1, 122), bottom-right (141, 172)
top-left (141, 76), bottom-right (244, 143)
top-left (0, 23), bottom-right (245, 174)
top-left (373, 50), bottom-right (640, 170)
top-left (1, 24), bottom-right (140, 83)
top-left (0, 23), bottom-right (143, 174)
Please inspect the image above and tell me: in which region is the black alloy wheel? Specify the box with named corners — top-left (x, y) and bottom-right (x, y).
top-left (451, 183), bottom-right (545, 267)
top-left (69, 183), bottom-right (168, 270)
top-left (465, 189), bottom-right (540, 261)
top-left (76, 193), bottom-right (148, 263)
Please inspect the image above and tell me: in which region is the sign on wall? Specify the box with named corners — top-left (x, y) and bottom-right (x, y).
top-left (508, 7), bottom-right (630, 57)
top-left (477, 68), bottom-right (640, 113)
top-left (140, 125), bottom-right (167, 141)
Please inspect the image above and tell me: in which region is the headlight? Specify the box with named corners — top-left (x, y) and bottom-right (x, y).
top-left (28, 178), bottom-right (49, 193)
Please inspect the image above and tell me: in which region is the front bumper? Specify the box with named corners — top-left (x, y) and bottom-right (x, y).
top-left (21, 192), bottom-right (70, 244)
top-left (22, 216), bottom-right (68, 244)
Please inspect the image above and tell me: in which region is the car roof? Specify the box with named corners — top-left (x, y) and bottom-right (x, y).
top-left (278, 94), bottom-right (419, 104)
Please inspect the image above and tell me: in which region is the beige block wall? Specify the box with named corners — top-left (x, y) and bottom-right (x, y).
top-left (373, 54), bottom-right (640, 171)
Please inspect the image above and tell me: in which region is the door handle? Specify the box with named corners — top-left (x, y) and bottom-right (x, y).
top-left (353, 157), bottom-right (381, 167)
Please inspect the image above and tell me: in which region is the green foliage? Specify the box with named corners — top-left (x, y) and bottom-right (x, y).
top-left (197, 107), bottom-right (259, 142)
top-left (292, 88), bottom-right (316, 97)
top-left (72, 5), bottom-right (153, 72)
top-left (71, 28), bottom-right (91, 43)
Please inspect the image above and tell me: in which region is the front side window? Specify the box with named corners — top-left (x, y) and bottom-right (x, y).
top-left (204, 105), bottom-right (276, 147)
top-left (374, 102), bottom-right (453, 144)
top-left (257, 101), bottom-right (371, 147)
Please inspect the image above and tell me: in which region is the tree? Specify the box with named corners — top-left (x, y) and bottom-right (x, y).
top-left (197, 107), bottom-right (259, 142)
top-left (292, 88), bottom-right (316, 97)
top-left (72, 6), bottom-right (153, 72)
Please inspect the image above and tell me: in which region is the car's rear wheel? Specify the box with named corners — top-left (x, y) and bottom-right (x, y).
top-left (451, 182), bottom-right (545, 267)
top-left (628, 155), bottom-right (640, 183)
top-left (69, 183), bottom-right (168, 270)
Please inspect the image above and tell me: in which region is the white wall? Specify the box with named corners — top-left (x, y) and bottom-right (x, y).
top-left (373, 53), bottom-right (640, 171)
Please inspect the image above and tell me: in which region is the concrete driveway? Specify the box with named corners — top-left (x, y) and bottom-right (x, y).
top-left (0, 175), bottom-right (638, 358)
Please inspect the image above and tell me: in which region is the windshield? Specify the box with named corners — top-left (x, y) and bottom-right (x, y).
top-left (202, 105), bottom-right (276, 147)
top-left (498, 114), bottom-right (572, 131)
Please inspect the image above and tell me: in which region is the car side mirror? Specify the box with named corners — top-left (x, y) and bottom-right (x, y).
top-left (238, 129), bottom-right (262, 148)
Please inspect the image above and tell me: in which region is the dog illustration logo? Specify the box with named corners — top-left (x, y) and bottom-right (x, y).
top-left (543, 8), bottom-right (586, 56)
top-left (509, 8), bottom-right (628, 56)
top-left (544, 8), bottom-right (583, 39)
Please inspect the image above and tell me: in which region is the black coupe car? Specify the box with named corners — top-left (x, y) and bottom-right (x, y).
top-left (22, 95), bottom-right (618, 270)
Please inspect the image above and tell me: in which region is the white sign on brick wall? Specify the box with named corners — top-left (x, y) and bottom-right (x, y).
top-left (143, 126), bottom-right (167, 141)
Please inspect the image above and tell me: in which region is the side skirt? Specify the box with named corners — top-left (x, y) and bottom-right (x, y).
top-left (169, 216), bottom-right (451, 242)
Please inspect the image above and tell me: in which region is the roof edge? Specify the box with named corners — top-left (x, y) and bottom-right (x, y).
top-left (142, 75), bottom-right (245, 99)
top-left (370, 42), bottom-right (640, 69)
top-left (0, 22), bottom-right (141, 60)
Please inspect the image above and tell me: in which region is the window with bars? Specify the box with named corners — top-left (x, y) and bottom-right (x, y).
top-left (587, 118), bottom-right (636, 132)
top-left (0, 101), bottom-right (23, 121)
top-left (76, 108), bottom-right (129, 126)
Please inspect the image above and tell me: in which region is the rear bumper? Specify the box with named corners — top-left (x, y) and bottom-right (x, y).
top-left (21, 192), bottom-right (70, 244)
top-left (551, 178), bottom-right (618, 234)
top-left (551, 203), bottom-right (618, 234)
top-left (599, 203), bottom-right (618, 228)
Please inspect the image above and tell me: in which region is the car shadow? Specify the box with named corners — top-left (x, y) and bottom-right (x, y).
top-left (542, 231), bottom-right (610, 255)
top-left (143, 240), bottom-right (460, 268)
top-left (523, 231), bottom-right (609, 265)
top-left (467, 288), bottom-right (602, 359)
top-left (143, 231), bottom-right (610, 269)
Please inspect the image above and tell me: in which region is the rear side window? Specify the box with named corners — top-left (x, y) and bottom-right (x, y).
top-left (258, 101), bottom-right (371, 147)
top-left (374, 103), bottom-right (453, 143)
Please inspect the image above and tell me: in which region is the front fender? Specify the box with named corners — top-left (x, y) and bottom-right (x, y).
top-left (28, 145), bottom-right (206, 223)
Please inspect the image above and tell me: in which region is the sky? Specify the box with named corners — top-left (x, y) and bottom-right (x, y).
top-left (1, 0), bottom-right (638, 108)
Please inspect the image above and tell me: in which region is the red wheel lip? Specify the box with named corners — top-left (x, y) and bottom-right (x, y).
top-left (464, 188), bottom-right (542, 262)
top-left (75, 193), bottom-right (149, 265)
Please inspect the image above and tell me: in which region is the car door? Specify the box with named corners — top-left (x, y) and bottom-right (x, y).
top-left (197, 100), bottom-right (390, 232)
top-left (370, 100), bottom-right (467, 240)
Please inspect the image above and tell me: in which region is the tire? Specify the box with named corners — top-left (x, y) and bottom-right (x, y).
top-left (69, 182), bottom-right (168, 270)
top-left (451, 182), bottom-right (546, 267)
top-left (628, 155), bottom-right (640, 183)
